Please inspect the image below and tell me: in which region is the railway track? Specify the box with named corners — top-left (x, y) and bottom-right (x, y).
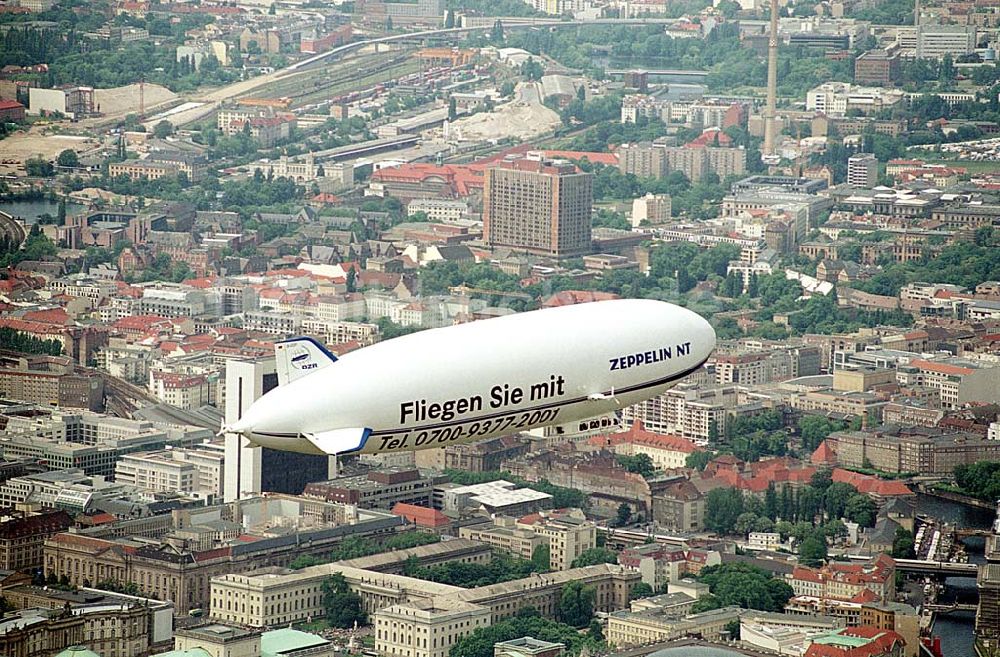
top-left (259, 53), bottom-right (412, 109)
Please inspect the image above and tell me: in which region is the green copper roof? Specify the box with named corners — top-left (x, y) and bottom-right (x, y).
top-left (261, 628), bottom-right (330, 657)
top-left (55, 648), bottom-right (102, 657)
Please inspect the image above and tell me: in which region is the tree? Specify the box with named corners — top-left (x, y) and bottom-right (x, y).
top-left (0, 327), bottom-right (63, 356)
top-left (531, 544), bottom-right (551, 571)
top-left (789, 521), bottom-right (816, 542)
top-left (322, 574), bottom-right (366, 627)
top-left (448, 96), bottom-right (458, 122)
top-left (719, 271), bottom-right (743, 297)
top-left (57, 149), bottom-right (79, 168)
top-left (774, 520), bottom-right (794, 539)
top-left (289, 554), bottom-right (325, 569)
top-left (588, 619), bottom-right (604, 642)
top-left (891, 527), bottom-right (916, 559)
top-left (823, 482), bottom-right (857, 519)
top-left (705, 488), bottom-right (744, 534)
top-left (810, 468), bottom-right (833, 492)
top-left (153, 120), bottom-right (174, 139)
top-left (617, 453), bottom-right (657, 478)
top-left (725, 619), bottom-right (741, 640)
top-left (406, 553), bottom-right (540, 587)
top-left (686, 450), bottom-right (713, 471)
top-left (823, 519), bottom-right (848, 539)
top-left (520, 57), bottom-right (543, 81)
top-left (844, 493), bottom-right (877, 528)
top-left (954, 461), bottom-right (1000, 502)
top-left (346, 266), bottom-right (357, 293)
top-left (616, 503), bottom-right (631, 527)
top-left (699, 563), bottom-right (793, 612)
top-left (735, 512), bottom-right (759, 536)
top-left (764, 483), bottom-right (779, 520)
top-left (799, 416), bottom-right (839, 451)
top-left (558, 580), bottom-right (595, 627)
top-left (449, 614), bottom-right (593, 657)
top-left (25, 156), bottom-right (54, 177)
top-left (385, 531), bottom-right (441, 550)
top-left (629, 582), bottom-right (654, 600)
top-left (940, 53), bottom-right (955, 82)
top-left (691, 594), bottom-right (723, 613)
top-left (490, 19), bottom-right (504, 44)
top-left (798, 531), bottom-right (828, 567)
top-left (571, 548), bottom-right (619, 568)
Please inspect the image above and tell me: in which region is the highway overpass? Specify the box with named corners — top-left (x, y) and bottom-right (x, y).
top-left (288, 17), bottom-right (684, 72)
top-left (606, 68), bottom-right (708, 78)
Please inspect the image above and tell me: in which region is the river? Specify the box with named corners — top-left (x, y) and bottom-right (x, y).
top-left (0, 199), bottom-right (86, 224)
top-left (918, 493), bottom-right (994, 657)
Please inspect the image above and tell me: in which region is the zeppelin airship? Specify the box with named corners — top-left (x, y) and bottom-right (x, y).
top-left (225, 299), bottom-right (716, 456)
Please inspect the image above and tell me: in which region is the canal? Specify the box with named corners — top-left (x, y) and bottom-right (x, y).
top-left (917, 493), bottom-right (994, 657)
top-left (0, 198), bottom-right (86, 224)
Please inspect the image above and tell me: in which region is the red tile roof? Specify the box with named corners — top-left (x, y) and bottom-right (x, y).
top-left (615, 421), bottom-right (701, 454)
top-left (392, 502), bottom-right (450, 528)
top-left (541, 290), bottom-right (620, 307)
top-left (82, 512), bottom-right (116, 525)
top-left (832, 469), bottom-right (912, 497)
top-left (685, 127), bottom-right (733, 148)
top-left (22, 308), bottom-right (71, 325)
top-left (0, 318), bottom-right (66, 336)
top-left (181, 277), bottom-right (215, 289)
top-left (700, 454), bottom-right (817, 493)
top-left (909, 358), bottom-right (975, 376)
top-left (112, 315), bottom-right (171, 331)
top-left (851, 588), bottom-right (881, 603)
top-left (370, 163), bottom-right (485, 197)
top-left (811, 440), bottom-right (837, 465)
top-left (804, 627), bottom-right (905, 657)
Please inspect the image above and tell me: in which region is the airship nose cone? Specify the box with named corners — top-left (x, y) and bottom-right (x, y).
top-left (228, 417), bottom-right (254, 435)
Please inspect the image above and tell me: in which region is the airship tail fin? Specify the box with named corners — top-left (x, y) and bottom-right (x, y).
top-left (303, 427), bottom-right (372, 455)
top-left (275, 337), bottom-right (338, 387)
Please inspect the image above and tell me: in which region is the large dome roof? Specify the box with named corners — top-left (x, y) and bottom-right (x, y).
top-left (55, 647), bottom-right (101, 657)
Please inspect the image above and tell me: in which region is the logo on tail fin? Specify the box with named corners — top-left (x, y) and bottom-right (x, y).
top-left (288, 345), bottom-right (318, 370)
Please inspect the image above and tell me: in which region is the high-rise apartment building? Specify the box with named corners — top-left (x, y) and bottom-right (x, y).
top-left (483, 155), bottom-right (593, 258)
top-left (223, 358), bottom-right (333, 502)
top-left (915, 25), bottom-right (976, 60)
top-left (618, 142), bottom-right (745, 183)
top-left (848, 153), bottom-right (879, 188)
top-left (618, 142), bottom-right (668, 179)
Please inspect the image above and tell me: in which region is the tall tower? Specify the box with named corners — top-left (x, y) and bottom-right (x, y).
top-left (483, 154), bottom-right (593, 259)
top-left (223, 357), bottom-right (335, 502)
top-left (762, 0), bottom-right (779, 158)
